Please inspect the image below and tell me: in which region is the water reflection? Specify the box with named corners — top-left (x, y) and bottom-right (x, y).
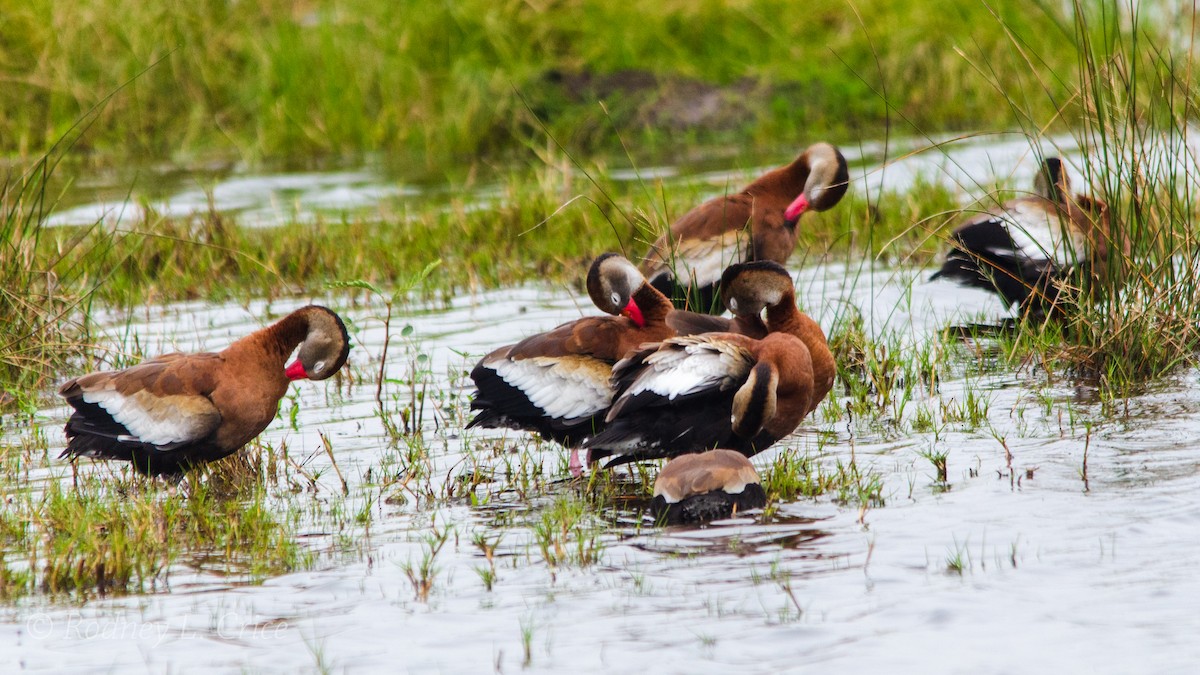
top-left (633, 515), bottom-right (834, 558)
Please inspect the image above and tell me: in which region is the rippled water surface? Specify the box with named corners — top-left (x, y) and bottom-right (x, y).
top-left (4, 258), bottom-right (1200, 673)
top-left (7, 137), bottom-right (1200, 673)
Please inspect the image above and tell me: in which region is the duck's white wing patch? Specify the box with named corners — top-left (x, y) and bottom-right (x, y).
top-left (1003, 202), bottom-right (1087, 266)
top-left (621, 337), bottom-right (753, 402)
top-left (492, 355), bottom-right (613, 423)
top-left (673, 231), bottom-right (749, 290)
top-left (82, 388), bottom-right (221, 448)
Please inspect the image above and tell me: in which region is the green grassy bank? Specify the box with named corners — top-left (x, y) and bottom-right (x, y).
top-left (3, 0), bottom-right (1105, 168)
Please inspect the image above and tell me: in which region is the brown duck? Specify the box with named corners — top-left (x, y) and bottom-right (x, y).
top-left (718, 260), bottom-right (833, 414)
top-left (59, 305), bottom-right (351, 476)
top-left (467, 253), bottom-right (677, 472)
top-left (931, 157), bottom-right (1120, 316)
top-left (642, 142), bottom-right (850, 311)
top-left (651, 449), bottom-right (767, 525)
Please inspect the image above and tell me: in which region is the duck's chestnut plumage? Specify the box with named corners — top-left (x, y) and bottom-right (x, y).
top-left (931, 157), bottom-right (1118, 314)
top-left (718, 261), bottom-right (833, 413)
top-left (651, 450), bottom-right (767, 525)
top-left (642, 142), bottom-right (850, 311)
top-left (584, 261), bottom-right (830, 467)
top-left (59, 305), bottom-right (351, 476)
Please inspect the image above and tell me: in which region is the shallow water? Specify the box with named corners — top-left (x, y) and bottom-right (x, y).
top-left (44, 131), bottom-right (1101, 230)
top-left (5, 259), bottom-right (1200, 673)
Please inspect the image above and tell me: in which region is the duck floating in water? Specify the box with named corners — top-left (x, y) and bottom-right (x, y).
top-left (651, 449), bottom-right (767, 525)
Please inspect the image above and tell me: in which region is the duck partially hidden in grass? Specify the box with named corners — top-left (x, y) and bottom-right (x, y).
top-left (59, 305), bottom-right (351, 477)
top-left (931, 157), bottom-right (1117, 317)
top-left (641, 142), bottom-right (850, 312)
top-left (584, 261), bottom-right (828, 467)
top-left (651, 450), bottom-right (767, 525)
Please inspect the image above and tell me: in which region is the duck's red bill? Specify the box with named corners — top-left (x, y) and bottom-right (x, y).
top-left (285, 361), bottom-right (308, 380)
top-left (622, 298), bottom-right (645, 327)
top-left (784, 193), bottom-right (810, 222)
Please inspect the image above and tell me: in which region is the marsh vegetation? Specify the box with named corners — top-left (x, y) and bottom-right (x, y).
top-left (2, 0), bottom-right (1200, 671)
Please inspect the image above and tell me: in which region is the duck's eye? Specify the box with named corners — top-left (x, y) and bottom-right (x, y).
top-left (729, 298), bottom-right (739, 311)
top-left (313, 360), bottom-right (327, 374)
top-left (610, 292), bottom-right (620, 306)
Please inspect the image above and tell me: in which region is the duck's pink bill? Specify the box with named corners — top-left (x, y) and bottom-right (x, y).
top-left (622, 298), bottom-right (645, 327)
top-left (285, 361), bottom-right (307, 380)
top-left (784, 193), bottom-right (810, 222)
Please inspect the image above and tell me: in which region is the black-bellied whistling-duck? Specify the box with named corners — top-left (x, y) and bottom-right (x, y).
top-left (931, 157), bottom-right (1119, 315)
top-left (59, 305), bottom-right (351, 477)
top-left (584, 332), bottom-right (813, 467)
top-left (583, 261), bottom-right (828, 466)
top-left (642, 142), bottom-right (850, 311)
top-left (651, 449), bottom-right (767, 525)
top-left (632, 261), bottom-right (772, 338)
top-left (467, 253), bottom-right (676, 471)
top-left (718, 261), bottom-right (833, 413)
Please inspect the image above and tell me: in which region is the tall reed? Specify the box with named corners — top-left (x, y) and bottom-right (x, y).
top-left (1016, 1), bottom-right (1200, 386)
top-left (0, 150), bottom-right (96, 404)
top-left (940, 1), bottom-right (1200, 388)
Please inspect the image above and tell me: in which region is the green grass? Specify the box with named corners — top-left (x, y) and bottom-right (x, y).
top-left (401, 516), bottom-right (453, 602)
top-left (0, 0), bottom-right (1119, 169)
top-left (0, 151), bottom-right (97, 405)
top-left (0, 455), bottom-right (305, 600)
top-left (13, 149), bottom-right (962, 325)
top-left (959, 1), bottom-right (1200, 393)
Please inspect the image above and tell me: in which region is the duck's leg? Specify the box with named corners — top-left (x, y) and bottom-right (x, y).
top-left (568, 448), bottom-right (585, 478)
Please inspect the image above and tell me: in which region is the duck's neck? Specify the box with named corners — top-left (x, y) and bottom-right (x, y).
top-left (766, 298), bottom-right (830, 362)
top-left (748, 157), bottom-right (809, 201)
top-left (229, 310), bottom-right (311, 368)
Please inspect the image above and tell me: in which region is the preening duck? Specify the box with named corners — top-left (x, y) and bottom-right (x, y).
top-left (466, 253), bottom-right (676, 471)
top-left (59, 305), bottom-right (351, 476)
top-left (931, 157), bottom-right (1118, 315)
top-left (651, 449), bottom-right (767, 525)
top-left (584, 262), bottom-right (825, 467)
top-left (718, 261), bottom-right (833, 413)
top-left (642, 142), bottom-right (849, 311)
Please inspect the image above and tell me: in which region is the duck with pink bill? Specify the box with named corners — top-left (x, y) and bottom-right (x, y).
top-left (58, 305), bottom-right (350, 477)
top-left (641, 142), bottom-right (849, 312)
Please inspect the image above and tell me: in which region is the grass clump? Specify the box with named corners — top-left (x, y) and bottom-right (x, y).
top-left (0, 154), bottom-right (101, 404)
top-left (531, 494), bottom-right (606, 576)
top-left (965, 2), bottom-right (1200, 391)
top-left (401, 516), bottom-right (454, 602)
top-left (0, 455), bottom-right (305, 600)
top-left (760, 448), bottom-right (885, 511)
top-left (760, 450), bottom-right (841, 502)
